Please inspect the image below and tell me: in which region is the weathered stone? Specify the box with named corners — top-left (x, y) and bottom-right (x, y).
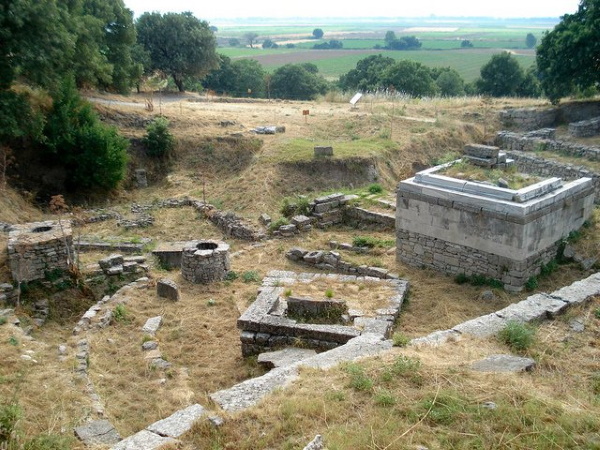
top-left (142, 316), bottom-right (163, 335)
top-left (314, 146), bottom-right (333, 157)
top-left (257, 348), bottom-right (317, 369)
top-left (156, 279), bottom-right (180, 301)
top-left (142, 341), bottom-right (158, 351)
top-left (304, 434), bottom-right (324, 450)
top-left (147, 404), bottom-right (206, 438)
top-left (74, 420), bottom-right (121, 446)
top-left (110, 430), bottom-right (177, 450)
top-left (181, 240), bottom-right (230, 284)
top-left (99, 254), bottom-right (124, 270)
top-left (470, 354), bottom-right (536, 372)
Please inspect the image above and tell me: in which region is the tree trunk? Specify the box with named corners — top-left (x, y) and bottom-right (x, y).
top-left (173, 75), bottom-right (185, 92)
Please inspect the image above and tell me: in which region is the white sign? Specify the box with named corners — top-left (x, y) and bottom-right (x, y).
top-left (349, 92), bottom-right (363, 105)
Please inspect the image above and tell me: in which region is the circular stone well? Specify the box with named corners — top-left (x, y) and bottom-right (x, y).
top-left (181, 240), bottom-right (230, 284)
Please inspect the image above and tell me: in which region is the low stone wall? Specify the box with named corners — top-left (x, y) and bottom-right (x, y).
top-left (499, 101), bottom-right (600, 131)
top-left (191, 201), bottom-right (266, 241)
top-left (286, 248), bottom-right (399, 280)
top-left (8, 221), bottom-right (73, 283)
top-left (495, 131), bottom-right (600, 161)
top-left (569, 116), bottom-right (600, 137)
top-left (237, 270), bottom-right (408, 356)
top-left (343, 206), bottom-right (395, 230)
top-left (506, 150), bottom-right (600, 204)
top-left (181, 240), bottom-right (230, 284)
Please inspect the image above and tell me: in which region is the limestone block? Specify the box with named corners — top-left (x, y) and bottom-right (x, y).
top-left (110, 430), bottom-right (177, 450)
top-left (74, 420), bottom-right (121, 446)
top-left (314, 146), bottom-right (333, 157)
top-left (99, 254), bottom-right (124, 270)
top-left (257, 348), bottom-right (317, 369)
top-left (146, 404), bottom-right (206, 438)
top-left (464, 144), bottom-right (500, 159)
top-left (142, 316), bottom-right (163, 335)
top-left (470, 354), bottom-right (536, 372)
top-left (156, 279), bottom-right (180, 301)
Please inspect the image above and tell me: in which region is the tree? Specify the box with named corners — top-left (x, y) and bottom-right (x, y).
top-left (136, 12), bottom-right (219, 92)
top-left (262, 38), bottom-right (278, 49)
top-left (313, 40), bottom-right (343, 49)
top-left (244, 32), bottom-right (259, 48)
top-left (433, 68), bottom-right (465, 96)
top-left (525, 33), bottom-right (537, 49)
top-left (229, 38), bottom-right (241, 47)
top-left (338, 55), bottom-right (396, 92)
top-left (144, 117), bottom-right (174, 157)
top-left (271, 64), bottom-right (328, 100)
top-left (231, 59), bottom-right (266, 97)
top-left (384, 31), bottom-right (397, 46)
top-left (461, 39), bottom-right (474, 48)
top-left (381, 60), bottom-right (438, 97)
top-left (312, 28), bottom-right (324, 39)
top-left (537, 0), bottom-right (600, 103)
top-left (203, 54), bottom-right (237, 95)
top-left (476, 52), bottom-right (525, 97)
top-left (42, 76), bottom-right (128, 192)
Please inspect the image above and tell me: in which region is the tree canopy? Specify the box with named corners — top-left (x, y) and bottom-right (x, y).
top-left (271, 64), bottom-right (328, 100)
top-left (537, 0), bottom-right (600, 103)
top-left (381, 60), bottom-right (437, 97)
top-left (338, 55), bottom-right (396, 92)
top-left (136, 11), bottom-right (219, 92)
top-left (476, 52), bottom-right (525, 97)
top-left (312, 28), bottom-right (324, 39)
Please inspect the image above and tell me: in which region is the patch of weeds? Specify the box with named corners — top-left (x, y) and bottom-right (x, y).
top-left (113, 304), bottom-right (129, 323)
top-left (242, 271), bottom-right (260, 283)
top-left (352, 235), bottom-right (395, 249)
top-left (283, 288), bottom-right (292, 297)
top-left (594, 308), bottom-right (600, 319)
top-left (454, 273), bottom-right (503, 289)
top-left (142, 334), bottom-right (154, 343)
top-left (525, 276), bottom-right (539, 292)
top-left (44, 268), bottom-right (64, 282)
top-left (0, 402), bottom-right (21, 442)
top-left (374, 389), bottom-right (396, 407)
top-left (391, 355), bottom-right (422, 374)
top-left (591, 372), bottom-right (600, 395)
top-left (280, 195), bottom-right (312, 218)
top-left (268, 217), bottom-right (289, 231)
top-left (8, 336), bottom-right (18, 346)
top-left (324, 288), bottom-right (334, 299)
top-left (367, 183), bottom-right (383, 194)
top-left (540, 259), bottom-right (559, 278)
top-left (344, 363), bottom-right (374, 392)
top-left (392, 332), bottom-right (410, 347)
top-left (498, 320), bottom-right (536, 352)
top-left (207, 298), bottom-right (217, 307)
top-left (326, 390), bottom-right (346, 402)
top-left (420, 392), bottom-right (467, 426)
top-left (224, 271), bottom-right (238, 281)
top-left (0, 317), bottom-right (6, 326)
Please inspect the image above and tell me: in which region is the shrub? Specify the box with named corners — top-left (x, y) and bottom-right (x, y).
top-left (0, 317), bottom-right (6, 326)
top-left (242, 271), bottom-right (260, 283)
top-left (498, 320), bottom-right (536, 352)
top-left (374, 389), bottom-right (396, 407)
top-left (368, 183), bottom-right (383, 194)
top-left (345, 363), bottom-right (373, 392)
top-left (144, 117), bottom-right (174, 157)
top-left (392, 332), bottom-right (410, 347)
top-left (0, 402), bottom-right (20, 443)
top-left (268, 217), bottom-right (289, 231)
top-left (594, 308), bottom-right (600, 319)
top-left (525, 276), bottom-right (538, 292)
top-left (225, 271), bottom-right (238, 281)
top-left (113, 304), bottom-right (129, 323)
top-left (324, 288), bottom-right (334, 298)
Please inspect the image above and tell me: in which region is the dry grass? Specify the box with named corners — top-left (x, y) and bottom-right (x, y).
top-left (0, 94), bottom-right (599, 447)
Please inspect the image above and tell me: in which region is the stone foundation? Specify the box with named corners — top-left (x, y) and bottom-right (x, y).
top-left (396, 151), bottom-right (595, 291)
top-left (8, 220), bottom-right (73, 283)
top-left (181, 240), bottom-right (230, 284)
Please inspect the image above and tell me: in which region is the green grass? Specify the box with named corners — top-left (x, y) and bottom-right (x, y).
top-left (498, 320), bottom-right (536, 352)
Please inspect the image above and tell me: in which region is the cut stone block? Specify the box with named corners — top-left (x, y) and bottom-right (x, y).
top-left (156, 279), bottom-right (180, 301)
top-left (74, 419), bottom-right (121, 446)
top-left (151, 241), bottom-right (195, 269)
top-left (257, 348), bottom-right (317, 369)
top-left (147, 404), bottom-right (206, 438)
top-left (470, 354), bottom-right (536, 372)
top-left (142, 316), bottom-right (163, 335)
top-left (110, 430), bottom-right (177, 450)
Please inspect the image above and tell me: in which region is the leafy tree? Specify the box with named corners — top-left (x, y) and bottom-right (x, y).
top-left (387, 36), bottom-right (421, 50)
top-left (338, 55), bottom-right (396, 92)
top-left (433, 68), bottom-right (465, 96)
top-left (525, 32), bottom-right (537, 49)
top-left (517, 65), bottom-right (542, 98)
top-left (244, 32), bottom-right (259, 48)
top-left (42, 76), bottom-right (128, 192)
top-left (384, 31), bottom-right (397, 46)
top-left (231, 59), bottom-right (266, 97)
top-left (136, 12), bottom-right (219, 92)
top-left (271, 64), bottom-right (328, 100)
top-left (312, 28), bottom-right (324, 39)
top-left (381, 60), bottom-right (438, 97)
top-left (537, 0), bottom-right (600, 103)
top-left (313, 40), bottom-right (343, 49)
top-left (461, 39), bottom-right (474, 48)
top-left (203, 54), bottom-right (237, 94)
top-left (144, 117), bottom-right (174, 157)
top-left (476, 52), bottom-right (525, 97)
top-left (262, 38), bottom-right (278, 49)
top-left (229, 38), bottom-right (241, 47)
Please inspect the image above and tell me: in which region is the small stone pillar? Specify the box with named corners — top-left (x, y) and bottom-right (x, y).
top-left (314, 146), bottom-right (333, 157)
top-left (135, 169), bottom-right (148, 188)
top-left (181, 240), bottom-right (230, 284)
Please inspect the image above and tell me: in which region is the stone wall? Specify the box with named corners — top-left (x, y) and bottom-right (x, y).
top-left (343, 206), bottom-right (395, 230)
top-left (495, 131), bottom-right (600, 161)
top-left (499, 101), bottom-right (600, 131)
top-left (505, 150), bottom-right (600, 204)
top-left (8, 221), bottom-right (73, 283)
top-left (569, 116), bottom-right (600, 137)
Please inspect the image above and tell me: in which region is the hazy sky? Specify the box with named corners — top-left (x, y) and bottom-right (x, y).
top-left (124, 0), bottom-right (581, 22)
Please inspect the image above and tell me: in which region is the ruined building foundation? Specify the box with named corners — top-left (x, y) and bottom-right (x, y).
top-left (181, 240), bottom-right (230, 284)
top-left (396, 146), bottom-right (595, 291)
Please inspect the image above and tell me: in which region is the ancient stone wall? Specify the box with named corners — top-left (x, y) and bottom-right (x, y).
top-left (8, 221), bottom-right (73, 283)
top-left (181, 240), bottom-right (230, 284)
top-left (495, 131), bottom-right (600, 161)
top-left (506, 150), bottom-right (600, 204)
top-left (569, 117), bottom-right (600, 137)
top-left (499, 101), bottom-right (600, 131)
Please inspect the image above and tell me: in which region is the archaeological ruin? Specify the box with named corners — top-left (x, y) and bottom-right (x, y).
top-left (396, 144), bottom-right (595, 291)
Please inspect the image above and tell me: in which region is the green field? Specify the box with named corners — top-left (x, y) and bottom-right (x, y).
top-left (215, 19), bottom-right (552, 83)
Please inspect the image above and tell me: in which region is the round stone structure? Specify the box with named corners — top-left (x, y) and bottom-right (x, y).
top-left (181, 240), bottom-right (230, 284)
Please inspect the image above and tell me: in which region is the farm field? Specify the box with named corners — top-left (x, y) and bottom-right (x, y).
top-left (215, 18), bottom-right (553, 82)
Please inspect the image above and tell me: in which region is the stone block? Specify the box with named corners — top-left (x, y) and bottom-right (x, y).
top-left (110, 430), bottom-right (177, 450)
top-left (464, 144), bottom-right (500, 159)
top-left (314, 146), bottom-right (333, 157)
top-left (147, 404), bottom-right (206, 438)
top-left (99, 254), bottom-right (124, 270)
top-left (74, 420), bottom-right (121, 446)
top-left (257, 348), bottom-right (317, 369)
top-left (470, 354), bottom-right (536, 372)
top-left (142, 316), bottom-right (163, 335)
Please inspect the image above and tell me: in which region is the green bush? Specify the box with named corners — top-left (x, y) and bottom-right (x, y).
top-left (392, 332), bottom-right (410, 347)
top-left (525, 276), bottom-right (538, 292)
top-left (368, 183), bottom-right (383, 194)
top-left (345, 363), bottom-right (374, 392)
top-left (242, 271), bottom-right (260, 283)
top-left (0, 402), bottom-right (20, 443)
top-left (144, 117), bottom-right (174, 157)
top-left (268, 217), bottom-right (289, 231)
top-left (225, 271), bottom-right (239, 281)
top-left (374, 389), bottom-right (396, 407)
top-left (113, 304), bottom-right (129, 323)
top-left (498, 320), bottom-right (536, 352)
